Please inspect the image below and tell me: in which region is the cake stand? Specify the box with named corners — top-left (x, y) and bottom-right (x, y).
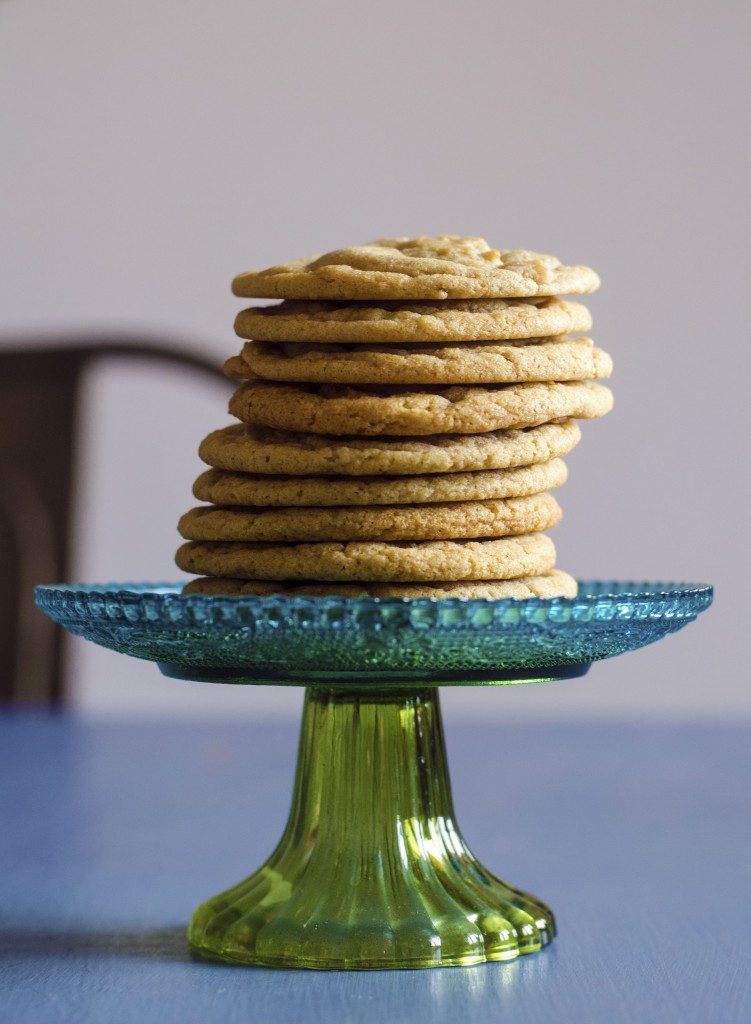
top-left (35, 580), bottom-right (712, 971)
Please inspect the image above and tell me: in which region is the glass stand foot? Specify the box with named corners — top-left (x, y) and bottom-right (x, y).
top-left (188, 687), bottom-right (555, 970)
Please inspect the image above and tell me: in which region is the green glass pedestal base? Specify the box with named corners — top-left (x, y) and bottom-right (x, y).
top-left (188, 688), bottom-right (554, 970)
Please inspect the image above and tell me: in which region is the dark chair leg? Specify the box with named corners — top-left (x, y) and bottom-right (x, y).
top-left (0, 340), bottom-right (229, 706)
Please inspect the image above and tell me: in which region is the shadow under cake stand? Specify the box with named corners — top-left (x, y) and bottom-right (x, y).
top-left (35, 580), bottom-right (712, 971)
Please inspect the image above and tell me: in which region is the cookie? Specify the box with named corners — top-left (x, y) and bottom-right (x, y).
top-left (198, 420), bottom-right (582, 476)
top-left (228, 379), bottom-right (614, 436)
top-left (233, 297), bottom-right (592, 344)
top-left (232, 236), bottom-right (600, 300)
top-left (224, 355), bottom-right (256, 379)
top-left (182, 570), bottom-right (578, 599)
top-left (175, 532), bottom-right (556, 582)
top-left (178, 492), bottom-right (562, 543)
top-left (192, 458), bottom-right (568, 507)
top-left (236, 337), bottom-right (613, 385)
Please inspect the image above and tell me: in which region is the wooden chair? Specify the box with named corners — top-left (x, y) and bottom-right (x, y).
top-left (0, 339), bottom-right (229, 705)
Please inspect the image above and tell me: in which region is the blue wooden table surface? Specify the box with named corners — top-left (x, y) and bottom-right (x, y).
top-left (1, 710), bottom-right (749, 1024)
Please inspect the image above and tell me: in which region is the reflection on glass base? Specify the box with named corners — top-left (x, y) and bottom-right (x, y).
top-left (188, 688), bottom-right (554, 970)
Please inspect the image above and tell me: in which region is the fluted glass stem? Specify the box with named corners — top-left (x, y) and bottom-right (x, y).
top-left (188, 687), bottom-right (554, 969)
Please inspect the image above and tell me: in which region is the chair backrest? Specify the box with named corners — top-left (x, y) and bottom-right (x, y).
top-left (0, 340), bottom-right (229, 705)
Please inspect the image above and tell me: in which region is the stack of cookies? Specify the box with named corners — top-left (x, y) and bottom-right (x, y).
top-left (176, 236), bottom-right (613, 599)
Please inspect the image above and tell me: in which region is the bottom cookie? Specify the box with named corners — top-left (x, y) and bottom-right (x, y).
top-left (182, 571), bottom-right (577, 600)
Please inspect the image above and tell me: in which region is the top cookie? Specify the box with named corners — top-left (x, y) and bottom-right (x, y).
top-left (232, 236), bottom-right (601, 301)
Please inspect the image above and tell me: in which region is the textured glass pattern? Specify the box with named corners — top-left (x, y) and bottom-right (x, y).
top-left (35, 581), bottom-right (713, 686)
top-left (189, 688), bottom-right (555, 969)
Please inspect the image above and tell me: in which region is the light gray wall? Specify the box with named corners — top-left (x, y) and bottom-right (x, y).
top-left (1, 0), bottom-right (748, 719)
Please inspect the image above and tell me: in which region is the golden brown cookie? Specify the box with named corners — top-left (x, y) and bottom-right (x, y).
top-left (175, 532), bottom-right (556, 582)
top-left (182, 570), bottom-right (578, 599)
top-left (232, 236), bottom-right (600, 300)
top-left (228, 379), bottom-right (614, 436)
top-left (224, 355), bottom-right (255, 379)
top-left (236, 337), bottom-right (613, 385)
top-left (192, 458), bottom-right (568, 507)
top-left (178, 493), bottom-right (562, 543)
top-left (233, 297), bottom-right (592, 344)
top-left (198, 420), bottom-right (582, 476)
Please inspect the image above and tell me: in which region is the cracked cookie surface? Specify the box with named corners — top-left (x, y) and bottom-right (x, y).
top-left (228, 379), bottom-right (613, 436)
top-left (175, 532), bottom-right (556, 582)
top-left (233, 296), bottom-right (592, 343)
top-left (232, 236), bottom-right (600, 300)
top-left (192, 458), bottom-right (567, 506)
top-left (198, 420), bottom-right (582, 476)
top-left (234, 336), bottom-right (612, 385)
top-left (178, 492), bottom-right (562, 543)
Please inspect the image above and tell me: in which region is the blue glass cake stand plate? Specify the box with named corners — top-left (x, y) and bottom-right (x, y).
top-left (36, 581), bottom-right (712, 971)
